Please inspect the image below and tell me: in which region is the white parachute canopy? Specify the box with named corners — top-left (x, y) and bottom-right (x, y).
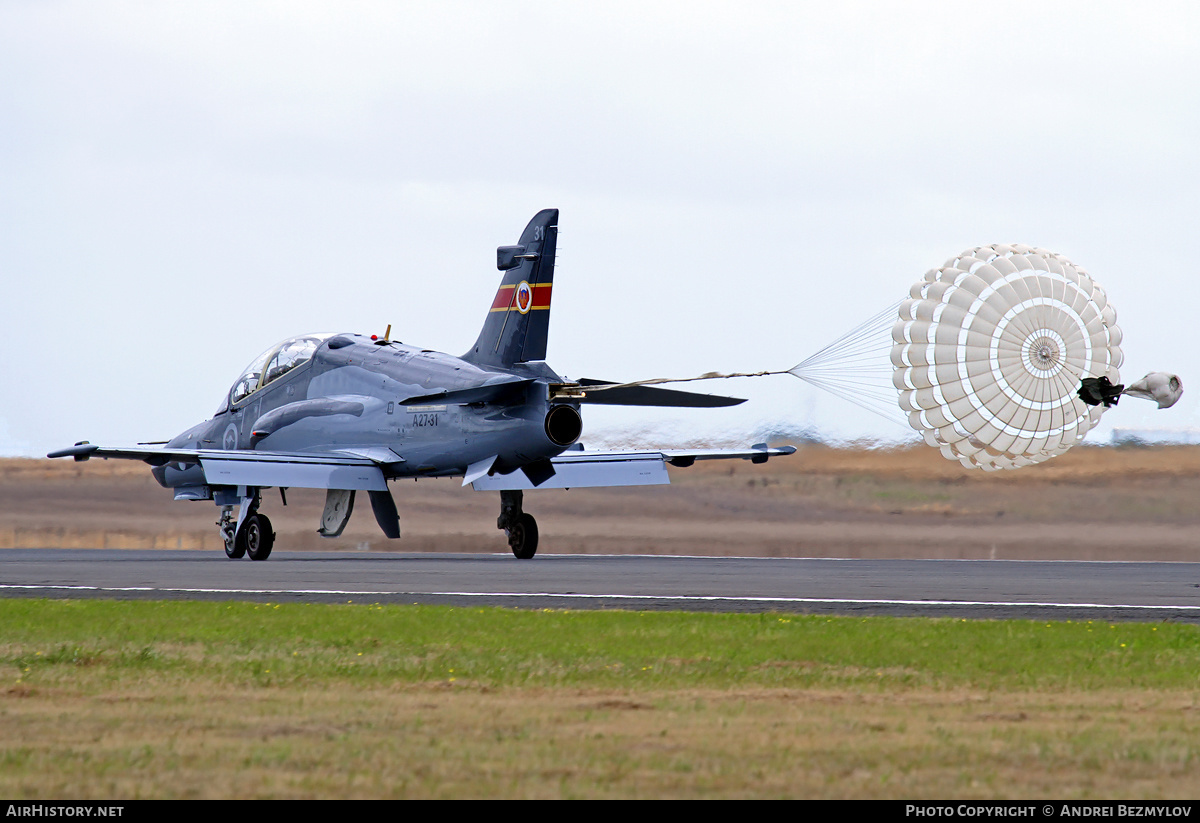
top-left (892, 244), bottom-right (1124, 471)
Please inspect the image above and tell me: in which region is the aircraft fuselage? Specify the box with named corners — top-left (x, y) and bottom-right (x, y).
top-left (152, 334), bottom-right (579, 492)
top-left (53, 208), bottom-right (791, 561)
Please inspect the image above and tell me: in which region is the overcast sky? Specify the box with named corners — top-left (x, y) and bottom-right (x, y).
top-left (3, 1), bottom-right (1198, 458)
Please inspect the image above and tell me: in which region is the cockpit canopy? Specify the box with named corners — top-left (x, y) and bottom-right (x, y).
top-left (220, 333), bottom-right (336, 413)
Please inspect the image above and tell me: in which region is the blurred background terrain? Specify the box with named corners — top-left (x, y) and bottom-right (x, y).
top-left (5, 445), bottom-right (1197, 561)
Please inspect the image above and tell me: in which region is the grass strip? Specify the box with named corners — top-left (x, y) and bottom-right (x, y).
top-left (2, 599), bottom-right (1199, 798)
top-left (3, 599), bottom-right (1198, 690)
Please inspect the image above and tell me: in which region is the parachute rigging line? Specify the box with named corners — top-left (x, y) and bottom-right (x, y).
top-left (787, 300), bottom-right (909, 430)
top-left (580, 300), bottom-right (910, 430)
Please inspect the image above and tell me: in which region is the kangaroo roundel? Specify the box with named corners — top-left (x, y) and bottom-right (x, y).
top-left (515, 281), bottom-right (533, 314)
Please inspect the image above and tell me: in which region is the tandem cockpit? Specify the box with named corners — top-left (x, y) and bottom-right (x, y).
top-left (218, 333), bottom-right (336, 414)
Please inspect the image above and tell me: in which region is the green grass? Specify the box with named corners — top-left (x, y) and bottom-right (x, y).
top-left (4, 600), bottom-right (1200, 798)
top-left (4, 599), bottom-right (1198, 691)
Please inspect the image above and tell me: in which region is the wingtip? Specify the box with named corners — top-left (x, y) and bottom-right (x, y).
top-left (47, 443), bottom-right (98, 461)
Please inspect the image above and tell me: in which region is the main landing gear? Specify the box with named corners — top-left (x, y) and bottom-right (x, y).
top-left (218, 490), bottom-right (276, 561)
top-left (497, 490), bottom-right (538, 559)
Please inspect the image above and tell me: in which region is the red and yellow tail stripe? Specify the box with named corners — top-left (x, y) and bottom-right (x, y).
top-left (489, 281), bottom-right (553, 313)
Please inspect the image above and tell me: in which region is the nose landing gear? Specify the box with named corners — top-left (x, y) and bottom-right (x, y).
top-left (220, 507), bottom-right (244, 559)
top-left (497, 490), bottom-right (538, 559)
top-left (218, 490), bottom-right (276, 561)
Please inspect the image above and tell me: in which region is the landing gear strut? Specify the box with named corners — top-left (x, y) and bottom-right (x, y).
top-left (498, 490), bottom-right (538, 559)
top-left (218, 489), bottom-right (276, 561)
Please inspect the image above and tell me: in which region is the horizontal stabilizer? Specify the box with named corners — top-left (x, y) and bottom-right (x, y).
top-left (578, 379), bottom-right (745, 408)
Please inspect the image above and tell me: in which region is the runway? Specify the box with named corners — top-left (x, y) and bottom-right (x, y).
top-left (2, 549), bottom-right (1200, 621)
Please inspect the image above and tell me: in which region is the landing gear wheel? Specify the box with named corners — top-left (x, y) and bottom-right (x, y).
top-left (238, 513), bottom-right (275, 561)
top-left (224, 533), bottom-right (245, 559)
top-left (508, 512), bottom-right (538, 560)
top-left (220, 507), bottom-right (243, 559)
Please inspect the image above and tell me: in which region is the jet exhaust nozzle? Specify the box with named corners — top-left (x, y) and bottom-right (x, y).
top-left (544, 405), bottom-right (583, 447)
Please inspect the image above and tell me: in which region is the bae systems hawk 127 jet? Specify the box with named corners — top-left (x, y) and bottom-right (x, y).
top-left (50, 210), bottom-right (794, 560)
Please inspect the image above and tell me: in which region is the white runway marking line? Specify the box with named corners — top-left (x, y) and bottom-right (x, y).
top-left (1, 584), bottom-right (1198, 611)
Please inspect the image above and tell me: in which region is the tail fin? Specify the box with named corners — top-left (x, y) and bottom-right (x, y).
top-left (463, 209), bottom-right (558, 367)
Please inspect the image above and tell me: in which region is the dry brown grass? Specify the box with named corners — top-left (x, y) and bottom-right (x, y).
top-left (6, 446), bottom-right (1200, 559)
top-left (4, 678), bottom-right (1199, 798)
top-left (768, 442), bottom-right (1200, 481)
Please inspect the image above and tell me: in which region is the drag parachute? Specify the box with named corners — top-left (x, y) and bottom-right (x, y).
top-left (892, 245), bottom-right (1123, 471)
top-left (578, 244), bottom-right (1181, 469)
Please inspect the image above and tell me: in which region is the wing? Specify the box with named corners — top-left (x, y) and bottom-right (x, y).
top-left (47, 443), bottom-right (401, 491)
top-left (576, 378), bottom-right (745, 407)
top-left (51, 440), bottom-right (795, 493)
top-left (468, 443), bottom-right (796, 491)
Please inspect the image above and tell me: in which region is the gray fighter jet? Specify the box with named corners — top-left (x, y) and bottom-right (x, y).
top-left (50, 210), bottom-right (794, 560)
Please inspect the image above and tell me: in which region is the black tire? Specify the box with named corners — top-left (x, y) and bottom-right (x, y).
top-left (241, 513), bottom-right (275, 561)
top-left (224, 532), bottom-right (245, 559)
top-left (508, 512), bottom-right (538, 559)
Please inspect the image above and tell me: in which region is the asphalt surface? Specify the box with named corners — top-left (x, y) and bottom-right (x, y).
top-left (3, 548), bottom-right (1200, 621)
